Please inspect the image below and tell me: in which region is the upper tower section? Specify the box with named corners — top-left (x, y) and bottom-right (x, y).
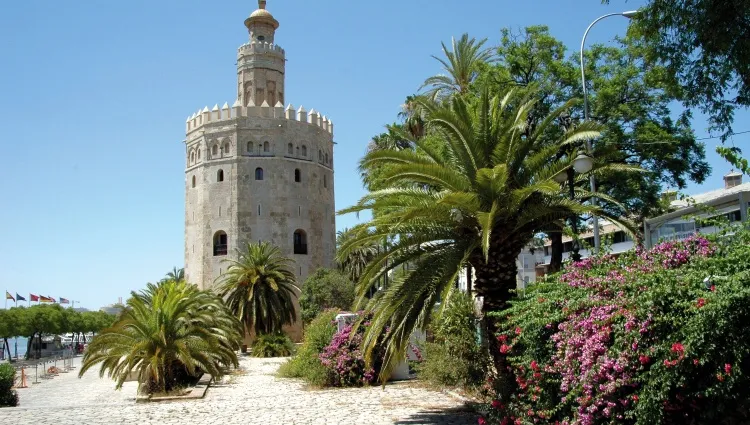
top-left (237, 0), bottom-right (285, 108)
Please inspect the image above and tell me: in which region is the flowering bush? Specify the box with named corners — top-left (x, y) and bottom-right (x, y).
top-left (319, 313), bottom-right (381, 387)
top-left (480, 227), bottom-right (750, 424)
top-left (278, 309), bottom-right (339, 386)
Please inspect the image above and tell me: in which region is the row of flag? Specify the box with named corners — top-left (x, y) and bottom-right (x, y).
top-left (6, 291), bottom-right (70, 304)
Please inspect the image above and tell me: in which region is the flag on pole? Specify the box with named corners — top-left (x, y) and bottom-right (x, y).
top-left (5, 292), bottom-right (14, 302)
top-left (29, 294), bottom-right (39, 302)
top-left (48, 296), bottom-right (56, 303)
top-left (59, 297), bottom-right (69, 304)
top-left (39, 295), bottom-right (53, 303)
top-left (16, 294), bottom-right (26, 301)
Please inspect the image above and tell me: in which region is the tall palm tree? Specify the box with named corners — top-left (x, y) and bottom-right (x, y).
top-left (421, 33), bottom-right (493, 100)
top-left (336, 228), bottom-right (380, 284)
top-left (165, 267), bottom-right (185, 282)
top-left (215, 242), bottom-right (300, 336)
top-left (338, 88), bottom-right (637, 381)
top-left (78, 280), bottom-right (241, 393)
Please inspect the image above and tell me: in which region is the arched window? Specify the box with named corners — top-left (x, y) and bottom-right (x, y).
top-left (247, 141), bottom-right (253, 153)
top-left (197, 149), bottom-right (201, 160)
top-left (263, 141), bottom-right (270, 153)
top-left (301, 145), bottom-right (307, 157)
top-left (287, 143), bottom-right (293, 155)
top-left (192, 175), bottom-right (196, 188)
top-left (212, 145), bottom-right (218, 156)
top-left (293, 229), bottom-right (307, 255)
top-left (217, 169), bottom-right (224, 182)
top-left (224, 142), bottom-right (230, 155)
top-left (213, 231), bottom-right (228, 256)
top-left (294, 168), bottom-right (301, 183)
top-left (325, 153), bottom-right (329, 164)
top-left (319, 150), bottom-right (323, 161)
top-left (189, 151), bottom-right (195, 164)
top-left (323, 174), bottom-right (327, 188)
top-left (255, 167), bottom-right (264, 180)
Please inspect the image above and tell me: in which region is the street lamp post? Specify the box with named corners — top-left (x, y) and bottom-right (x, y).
top-left (580, 10), bottom-right (638, 254)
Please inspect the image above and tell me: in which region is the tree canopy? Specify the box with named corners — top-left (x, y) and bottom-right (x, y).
top-left (606, 0), bottom-right (750, 139)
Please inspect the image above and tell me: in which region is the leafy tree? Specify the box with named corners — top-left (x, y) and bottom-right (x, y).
top-left (339, 88), bottom-right (634, 381)
top-left (480, 26), bottom-right (710, 222)
top-left (79, 279), bottom-right (241, 393)
top-left (604, 0), bottom-right (750, 139)
top-left (299, 268), bottom-right (355, 323)
top-left (215, 242), bottom-right (300, 336)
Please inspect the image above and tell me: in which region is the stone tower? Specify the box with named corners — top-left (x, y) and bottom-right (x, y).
top-left (183, 1), bottom-right (336, 336)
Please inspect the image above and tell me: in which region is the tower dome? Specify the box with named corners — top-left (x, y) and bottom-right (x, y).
top-left (244, 0), bottom-right (279, 32)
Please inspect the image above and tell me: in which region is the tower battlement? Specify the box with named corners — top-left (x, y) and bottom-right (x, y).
top-left (185, 101), bottom-right (333, 136)
top-left (237, 41), bottom-right (285, 57)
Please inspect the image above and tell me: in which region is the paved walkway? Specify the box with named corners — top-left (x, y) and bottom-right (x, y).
top-left (3, 356), bottom-right (478, 425)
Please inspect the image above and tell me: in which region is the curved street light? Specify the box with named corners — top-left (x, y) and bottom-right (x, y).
top-left (580, 10), bottom-right (639, 255)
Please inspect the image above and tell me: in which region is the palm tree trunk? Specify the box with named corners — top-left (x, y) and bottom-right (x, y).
top-left (471, 233), bottom-right (526, 400)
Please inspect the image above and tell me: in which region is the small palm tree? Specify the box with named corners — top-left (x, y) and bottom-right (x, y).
top-left (78, 280), bottom-right (242, 393)
top-left (339, 88), bottom-right (637, 380)
top-left (164, 267), bottom-right (184, 282)
top-left (215, 242), bottom-right (300, 336)
top-left (421, 33), bottom-right (493, 100)
top-left (336, 228), bottom-right (379, 283)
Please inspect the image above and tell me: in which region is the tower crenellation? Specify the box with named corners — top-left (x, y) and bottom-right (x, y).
top-left (182, 1), bottom-right (336, 342)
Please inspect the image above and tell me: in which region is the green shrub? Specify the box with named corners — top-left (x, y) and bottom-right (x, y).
top-left (0, 363), bottom-right (19, 407)
top-left (479, 227), bottom-right (750, 425)
top-left (278, 309), bottom-right (339, 386)
top-left (299, 269), bottom-right (355, 323)
top-left (416, 291), bottom-right (486, 388)
top-left (251, 333), bottom-right (295, 358)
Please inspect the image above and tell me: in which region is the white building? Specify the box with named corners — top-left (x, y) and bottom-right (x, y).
top-left (644, 171), bottom-right (749, 248)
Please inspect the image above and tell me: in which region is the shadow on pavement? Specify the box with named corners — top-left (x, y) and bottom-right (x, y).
top-left (394, 405), bottom-right (480, 425)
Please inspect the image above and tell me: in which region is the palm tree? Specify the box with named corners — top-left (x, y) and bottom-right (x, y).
top-left (338, 88), bottom-right (636, 381)
top-left (336, 228), bottom-right (380, 284)
top-left (215, 242), bottom-right (300, 336)
top-left (78, 280), bottom-right (242, 393)
top-left (421, 33), bottom-right (493, 100)
top-left (164, 267), bottom-right (184, 282)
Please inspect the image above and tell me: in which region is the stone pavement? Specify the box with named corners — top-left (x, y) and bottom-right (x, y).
top-left (4, 356), bottom-right (479, 425)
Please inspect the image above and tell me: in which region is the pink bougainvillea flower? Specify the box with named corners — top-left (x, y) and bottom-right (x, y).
top-left (671, 342), bottom-right (685, 354)
top-left (478, 417), bottom-right (486, 425)
top-left (500, 344), bottom-right (511, 354)
top-left (711, 285), bottom-right (716, 291)
top-left (693, 359), bottom-right (699, 366)
top-left (515, 327), bottom-right (522, 335)
top-left (696, 298), bottom-right (706, 308)
top-left (717, 373), bottom-right (725, 382)
top-left (491, 400), bottom-right (502, 409)
top-left (639, 355), bottom-right (651, 365)
top-left (725, 363), bottom-right (732, 375)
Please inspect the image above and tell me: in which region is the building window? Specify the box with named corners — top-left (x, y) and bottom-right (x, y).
top-left (247, 141), bottom-right (253, 153)
top-left (255, 167), bottom-right (264, 180)
top-left (190, 151), bottom-right (195, 164)
top-left (319, 150), bottom-right (323, 161)
top-left (301, 145), bottom-right (307, 157)
top-left (192, 175), bottom-right (196, 188)
top-left (213, 231), bottom-right (228, 256)
top-left (263, 141), bottom-right (270, 153)
top-left (287, 143), bottom-right (293, 155)
top-left (197, 149), bottom-right (201, 160)
top-left (217, 169), bottom-right (224, 182)
top-left (325, 153), bottom-right (329, 164)
top-left (293, 229), bottom-right (307, 255)
top-left (212, 145), bottom-right (218, 156)
top-left (323, 174), bottom-right (327, 188)
top-left (224, 142), bottom-right (230, 155)
top-left (294, 168), bottom-right (301, 182)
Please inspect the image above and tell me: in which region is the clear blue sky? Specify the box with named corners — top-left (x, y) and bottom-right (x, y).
top-left (1, 0), bottom-right (746, 310)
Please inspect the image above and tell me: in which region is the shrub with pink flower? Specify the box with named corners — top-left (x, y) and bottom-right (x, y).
top-left (478, 228), bottom-right (750, 425)
top-left (318, 312), bottom-right (381, 387)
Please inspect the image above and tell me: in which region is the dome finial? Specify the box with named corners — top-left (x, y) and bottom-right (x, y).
top-left (258, 0), bottom-right (266, 9)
